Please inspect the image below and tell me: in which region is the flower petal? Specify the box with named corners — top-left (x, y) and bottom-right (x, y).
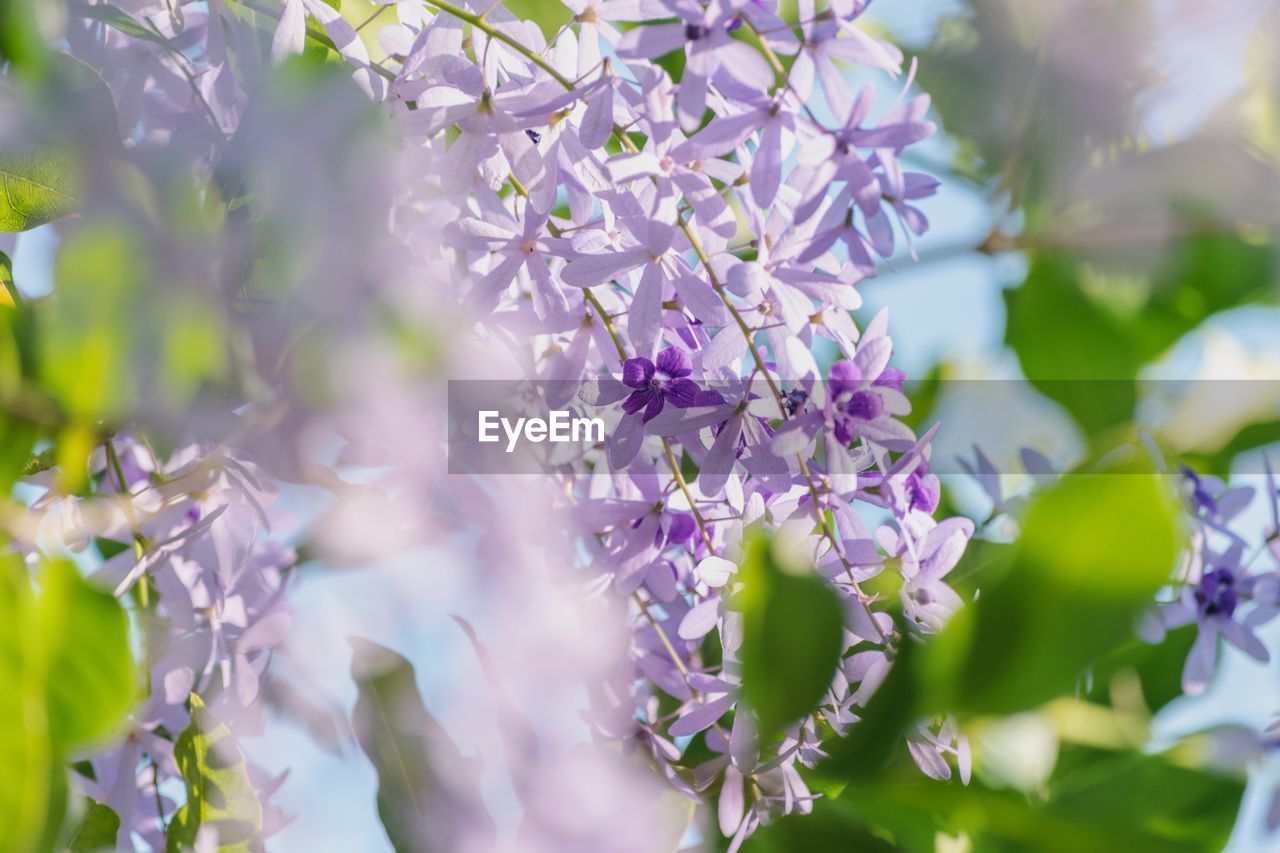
top-left (696, 555), bottom-right (736, 588)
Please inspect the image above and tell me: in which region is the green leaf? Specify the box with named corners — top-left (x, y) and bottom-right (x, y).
top-left (1046, 746), bottom-right (1243, 849)
top-left (500, 0), bottom-right (571, 39)
top-left (1004, 253), bottom-right (1141, 435)
top-left (1134, 228), bottom-right (1276, 361)
top-left (751, 742), bottom-right (1241, 853)
top-left (680, 449), bottom-right (700, 485)
top-left (900, 364), bottom-right (943, 433)
top-left (736, 530), bottom-right (845, 736)
top-left (40, 560), bottom-right (136, 748)
top-left (0, 250), bottom-right (17, 307)
top-left (40, 221), bottom-right (143, 419)
top-left (65, 798), bottom-right (121, 852)
top-left (1181, 418), bottom-right (1280, 479)
top-left (94, 538), bottom-right (131, 561)
top-left (73, 3), bottom-right (175, 50)
top-left (0, 555), bottom-right (54, 853)
top-left (349, 637), bottom-right (495, 853)
top-left (946, 537), bottom-right (1015, 598)
top-left (1086, 625), bottom-right (1196, 713)
top-left (929, 459), bottom-right (1182, 716)
top-left (0, 557), bottom-right (139, 852)
top-left (0, 145), bottom-right (81, 232)
top-left (737, 795), bottom-right (903, 853)
top-left (0, 419), bottom-right (41, 493)
top-left (36, 757), bottom-right (70, 853)
top-left (0, 0), bottom-right (52, 82)
top-left (166, 694), bottom-right (263, 853)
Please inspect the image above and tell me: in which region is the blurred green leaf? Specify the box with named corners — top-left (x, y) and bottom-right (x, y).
top-left (1066, 222), bottom-right (1278, 367)
top-left (1232, 0), bottom-right (1280, 156)
top-left (0, 0), bottom-right (51, 82)
top-left (39, 222), bottom-right (141, 420)
top-left (39, 560), bottom-right (135, 748)
top-left (738, 796), bottom-right (902, 853)
top-left (1086, 625), bottom-right (1195, 712)
top-left (65, 798), bottom-right (121, 852)
top-left (166, 694), bottom-right (263, 853)
top-left (1004, 253), bottom-right (1140, 435)
top-left (1137, 230), bottom-right (1276, 359)
top-left (1181, 419), bottom-right (1280, 479)
top-left (946, 538), bottom-right (1015, 598)
top-left (0, 250), bottom-right (17, 307)
top-left (750, 741), bottom-right (1241, 853)
top-left (161, 296), bottom-right (228, 403)
top-left (0, 557), bottom-right (139, 851)
top-left (349, 636), bottom-right (495, 853)
top-left (0, 555), bottom-right (54, 853)
top-left (0, 419), bottom-right (42, 492)
top-left (900, 365), bottom-right (943, 433)
top-left (501, 0), bottom-right (571, 40)
top-left (72, 3), bottom-right (174, 50)
top-left (93, 538), bottom-right (130, 561)
top-left (736, 531), bottom-right (845, 737)
top-left (35, 757), bottom-right (70, 853)
top-left (1047, 745), bottom-right (1243, 850)
top-left (929, 460), bottom-right (1181, 716)
top-left (0, 145), bottom-right (80, 232)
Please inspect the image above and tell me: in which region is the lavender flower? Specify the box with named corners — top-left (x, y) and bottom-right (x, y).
top-left (621, 346), bottom-right (704, 421)
top-left (29, 0), bottom-right (971, 846)
top-left (1146, 546), bottom-right (1280, 695)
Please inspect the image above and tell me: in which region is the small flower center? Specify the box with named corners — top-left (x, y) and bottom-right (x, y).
top-left (685, 22), bottom-right (710, 41)
top-left (843, 390), bottom-right (883, 421)
top-left (521, 239), bottom-right (538, 254)
top-left (1195, 567), bottom-right (1239, 618)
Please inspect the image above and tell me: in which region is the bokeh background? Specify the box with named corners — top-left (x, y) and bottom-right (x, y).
top-left (5, 0), bottom-right (1280, 850)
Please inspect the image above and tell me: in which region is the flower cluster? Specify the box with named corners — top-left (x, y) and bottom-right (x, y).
top-left (1139, 460), bottom-right (1280, 696)
top-left (31, 0), bottom-right (972, 847)
top-left (25, 439), bottom-right (293, 849)
top-left (385, 0), bottom-right (970, 845)
top-left (964, 441), bottom-right (1280, 833)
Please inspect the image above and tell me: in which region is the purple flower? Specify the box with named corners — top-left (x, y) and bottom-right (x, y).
top-left (63, 0), bottom-right (974, 844)
top-left (897, 517), bottom-right (973, 632)
top-left (907, 717), bottom-right (972, 784)
top-left (614, 0), bottom-right (772, 130)
top-left (621, 346), bottom-right (702, 422)
top-left (771, 328), bottom-right (915, 459)
top-left (791, 0), bottom-right (902, 115)
top-left (1181, 464), bottom-right (1219, 514)
top-left (1142, 544), bottom-right (1280, 696)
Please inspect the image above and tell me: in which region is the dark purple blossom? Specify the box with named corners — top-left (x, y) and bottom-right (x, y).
top-left (621, 346), bottom-right (702, 422)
